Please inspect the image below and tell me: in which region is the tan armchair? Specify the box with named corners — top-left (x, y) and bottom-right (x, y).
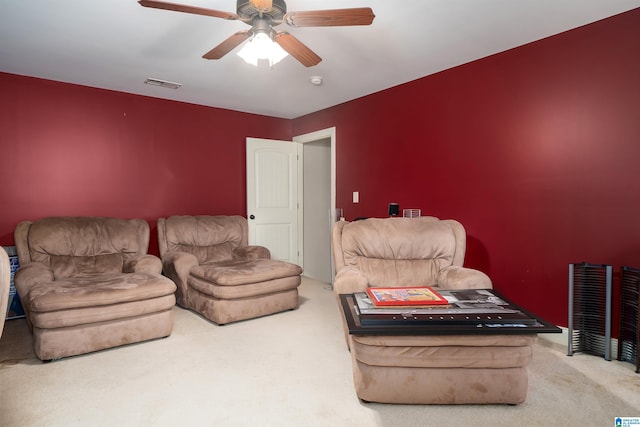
top-left (332, 216), bottom-right (492, 297)
top-left (0, 248), bottom-right (10, 339)
top-left (331, 217), bottom-right (535, 404)
top-left (14, 217), bottom-right (177, 361)
top-left (157, 215), bottom-right (303, 325)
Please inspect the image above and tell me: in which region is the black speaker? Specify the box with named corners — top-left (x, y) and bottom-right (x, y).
top-left (388, 203), bottom-right (399, 217)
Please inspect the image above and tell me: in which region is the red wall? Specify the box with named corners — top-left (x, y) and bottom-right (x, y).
top-left (0, 74), bottom-right (291, 254)
top-left (293, 8), bottom-right (640, 326)
top-left (2, 9), bottom-right (639, 326)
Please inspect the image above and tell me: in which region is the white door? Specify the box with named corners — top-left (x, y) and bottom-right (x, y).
top-left (246, 137), bottom-right (300, 264)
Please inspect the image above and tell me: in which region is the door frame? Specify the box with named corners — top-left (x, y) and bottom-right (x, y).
top-left (293, 127), bottom-right (336, 281)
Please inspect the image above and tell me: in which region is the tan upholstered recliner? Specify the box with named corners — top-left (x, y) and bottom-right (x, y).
top-left (332, 216), bottom-right (492, 295)
top-left (14, 217), bottom-right (177, 361)
top-left (332, 217), bottom-right (536, 404)
top-left (157, 215), bottom-right (303, 325)
top-left (0, 248), bottom-right (10, 340)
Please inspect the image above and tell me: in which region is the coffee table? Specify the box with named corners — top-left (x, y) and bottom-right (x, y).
top-left (338, 288), bottom-right (560, 404)
top-left (340, 288), bottom-right (561, 335)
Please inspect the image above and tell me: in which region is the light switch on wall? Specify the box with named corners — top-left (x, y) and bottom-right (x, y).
top-left (353, 191), bottom-right (359, 203)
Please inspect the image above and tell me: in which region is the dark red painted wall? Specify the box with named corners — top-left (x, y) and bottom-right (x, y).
top-left (0, 74), bottom-right (291, 254)
top-left (2, 9), bottom-right (639, 327)
top-left (293, 9), bottom-right (640, 326)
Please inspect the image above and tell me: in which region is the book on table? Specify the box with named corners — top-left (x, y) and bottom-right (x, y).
top-left (365, 286), bottom-right (449, 307)
top-left (353, 288), bottom-right (537, 325)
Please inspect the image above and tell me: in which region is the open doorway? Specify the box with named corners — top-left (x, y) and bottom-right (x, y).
top-left (294, 128), bottom-right (336, 284)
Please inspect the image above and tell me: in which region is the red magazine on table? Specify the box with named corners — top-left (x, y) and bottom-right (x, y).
top-left (365, 286), bottom-right (449, 307)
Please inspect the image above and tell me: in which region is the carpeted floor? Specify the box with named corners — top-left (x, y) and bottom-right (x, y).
top-left (1, 277), bottom-right (639, 427)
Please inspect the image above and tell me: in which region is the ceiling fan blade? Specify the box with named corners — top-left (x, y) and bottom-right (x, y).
top-left (284, 7), bottom-right (375, 27)
top-left (138, 0), bottom-right (238, 20)
top-left (203, 31), bottom-right (251, 60)
top-left (275, 32), bottom-right (322, 67)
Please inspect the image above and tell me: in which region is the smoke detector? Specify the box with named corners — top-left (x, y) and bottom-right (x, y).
top-left (310, 76), bottom-right (323, 86)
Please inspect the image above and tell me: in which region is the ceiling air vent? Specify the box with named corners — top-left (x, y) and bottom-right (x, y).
top-left (144, 78), bottom-right (182, 89)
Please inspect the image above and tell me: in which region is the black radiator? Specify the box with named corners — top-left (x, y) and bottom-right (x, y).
top-left (568, 262), bottom-right (612, 360)
top-left (618, 266), bottom-right (639, 372)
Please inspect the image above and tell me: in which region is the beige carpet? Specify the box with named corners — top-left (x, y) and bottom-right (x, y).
top-left (1, 277), bottom-right (639, 427)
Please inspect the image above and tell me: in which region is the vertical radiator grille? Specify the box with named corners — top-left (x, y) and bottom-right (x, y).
top-left (618, 266), bottom-right (639, 372)
top-left (568, 262), bottom-right (612, 360)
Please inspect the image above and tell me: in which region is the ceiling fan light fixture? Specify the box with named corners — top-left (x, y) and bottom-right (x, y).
top-left (237, 31), bottom-right (288, 67)
top-left (139, 1), bottom-right (375, 67)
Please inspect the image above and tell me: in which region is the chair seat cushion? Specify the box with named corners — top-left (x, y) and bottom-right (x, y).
top-left (350, 334), bottom-right (536, 369)
top-left (30, 294), bottom-right (176, 329)
top-left (190, 258), bottom-right (302, 286)
top-left (189, 274), bottom-right (301, 300)
top-left (27, 273), bottom-right (177, 312)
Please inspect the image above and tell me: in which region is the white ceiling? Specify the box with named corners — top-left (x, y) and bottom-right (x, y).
top-left (1, 1), bottom-right (639, 119)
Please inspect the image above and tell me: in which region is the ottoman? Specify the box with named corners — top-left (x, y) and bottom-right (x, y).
top-left (348, 334), bottom-right (537, 404)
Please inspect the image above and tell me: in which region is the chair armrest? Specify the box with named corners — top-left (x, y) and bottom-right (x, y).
top-left (333, 267), bottom-right (371, 350)
top-left (161, 251), bottom-right (199, 306)
top-left (14, 262), bottom-right (54, 296)
top-left (333, 267), bottom-right (370, 297)
top-left (233, 245), bottom-right (271, 260)
top-left (437, 266), bottom-right (492, 290)
top-left (14, 262), bottom-right (54, 326)
top-left (124, 255), bottom-right (163, 275)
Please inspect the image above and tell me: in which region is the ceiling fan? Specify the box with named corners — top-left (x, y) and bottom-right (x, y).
top-left (138, 0), bottom-right (375, 67)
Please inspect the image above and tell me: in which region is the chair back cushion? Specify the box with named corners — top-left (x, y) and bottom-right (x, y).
top-left (159, 215), bottom-right (247, 264)
top-left (15, 217), bottom-right (149, 279)
top-left (333, 217), bottom-right (466, 287)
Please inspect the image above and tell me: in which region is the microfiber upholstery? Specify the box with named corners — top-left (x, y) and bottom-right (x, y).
top-left (331, 217), bottom-right (535, 405)
top-left (20, 216), bottom-right (148, 271)
top-left (14, 216), bottom-right (176, 361)
top-left (338, 218), bottom-right (460, 288)
top-left (158, 215), bottom-right (302, 325)
top-left (161, 215), bottom-right (246, 263)
top-left (332, 216), bottom-right (491, 293)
